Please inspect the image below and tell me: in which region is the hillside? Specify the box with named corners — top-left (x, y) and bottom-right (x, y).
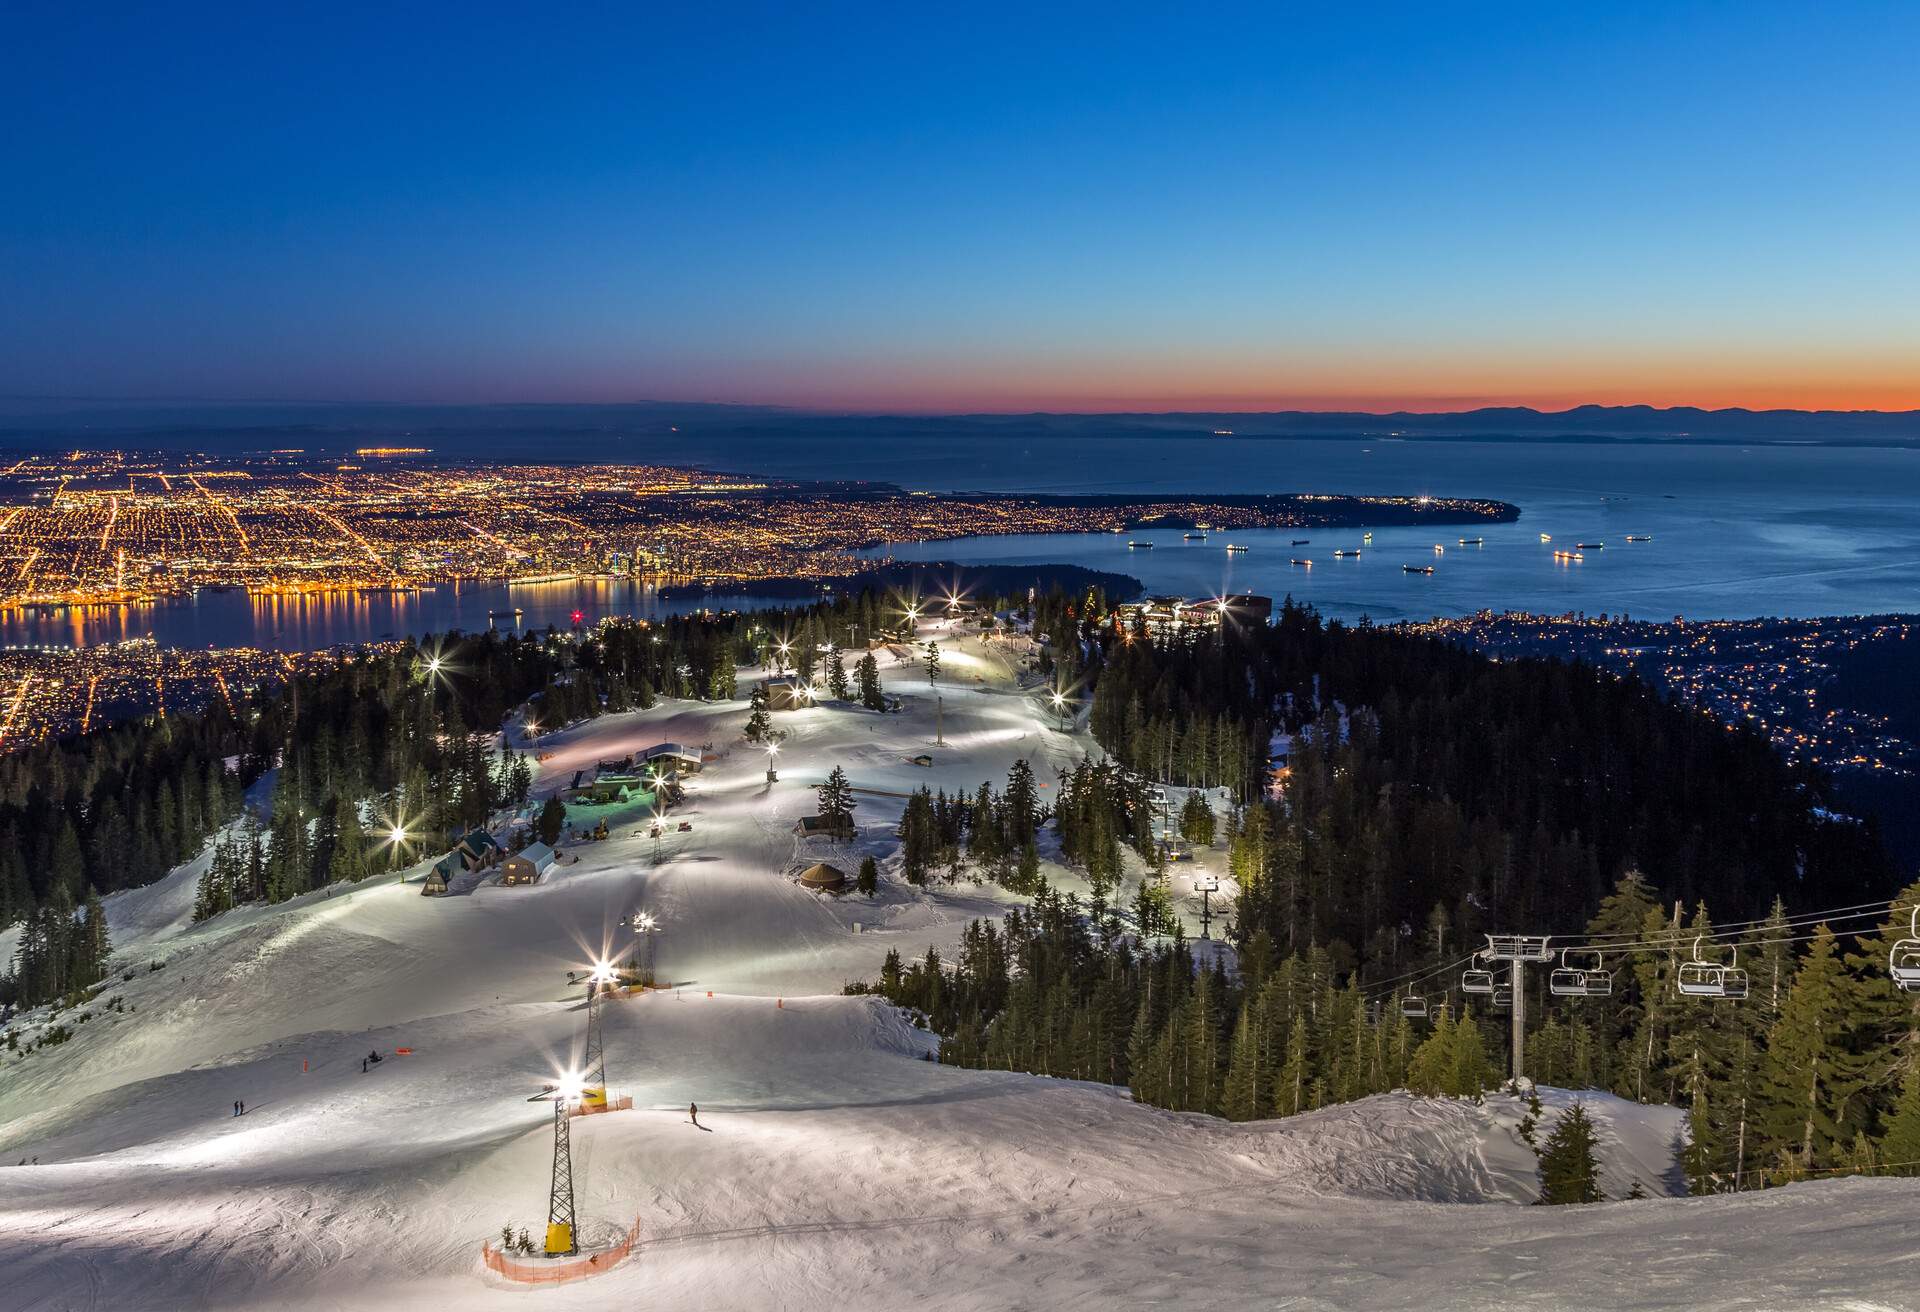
top-left (1, 624), bottom-right (1917, 1310)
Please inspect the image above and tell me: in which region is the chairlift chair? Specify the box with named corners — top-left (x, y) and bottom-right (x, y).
top-left (1400, 996), bottom-right (1429, 1020)
top-left (1550, 948), bottom-right (1613, 998)
top-left (1890, 908), bottom-right (1920, 993)
top-left (1460, 968), bottom-right (1496, 995)
top-left (1676, 937), bottom-right (1746, 1000)
top-left (1482, 934), bottom-right (1554, 962)
top-left (1491, 986), bottom-right (1513, 1012)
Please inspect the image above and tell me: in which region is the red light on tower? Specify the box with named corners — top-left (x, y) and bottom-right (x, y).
top-left (571, 609), bottom-right (584, 625)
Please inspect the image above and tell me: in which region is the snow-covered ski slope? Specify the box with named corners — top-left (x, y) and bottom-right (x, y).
top-left (2, 631), bottom-right (1918, 1311)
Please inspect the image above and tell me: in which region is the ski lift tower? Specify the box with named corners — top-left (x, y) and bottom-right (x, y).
top-left (1195, 874), bottom-right (1221, 940)
top-left (1478, 935), bottom-right (1553, 1082)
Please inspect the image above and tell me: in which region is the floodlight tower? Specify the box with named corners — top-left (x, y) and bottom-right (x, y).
top-left (546, 1080), bottom-right (580, 1254)
top-left (632, 912), bottom-right (660, 987)
top-left (582, 963), bottom-right (616, 1108)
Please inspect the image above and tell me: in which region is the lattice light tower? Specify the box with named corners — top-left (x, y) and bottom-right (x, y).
top-left (582, 963), bottom-right (615, 1108)
top-left (545, 1080), bottom-right (580, 1254)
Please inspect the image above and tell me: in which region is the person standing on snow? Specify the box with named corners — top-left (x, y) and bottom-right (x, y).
top-left (689, 1102), bottom-right (700, 1128)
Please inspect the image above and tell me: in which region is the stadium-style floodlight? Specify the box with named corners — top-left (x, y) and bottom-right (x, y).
top-left (765, 740), bottom-right (780, 783)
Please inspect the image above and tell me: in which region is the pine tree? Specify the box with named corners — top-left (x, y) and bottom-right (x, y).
top-left (923, 640), bottom-right (941, 686)
top-left (856, 652), bottom-right (886, 711)
top-left (856, 855), bottom-right (878, 897)
top-left (1877, 1058), bottom-right (1920, 1174)
top-left (817, 767), bottom-right (856, 829)
top-left (743, 682), bottom-right (773, 744)
top-left (1760, 925), bottom-right (1867, 1174)
top-left (1537, 1102), bottom-right (1606, 1204)
top-left (825, 646), bottom-right (850, 700)
top-left (537, 797), bottom-right (567, 847)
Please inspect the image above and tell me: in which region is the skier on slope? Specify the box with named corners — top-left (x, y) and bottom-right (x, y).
top-left (689, 1102), bottom-right (700, 1128)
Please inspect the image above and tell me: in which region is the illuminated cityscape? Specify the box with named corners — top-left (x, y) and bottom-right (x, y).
top-left (1413, 611), bottom-right (1919, 781)
top-left (0, 450), bottom-right (1507, 610)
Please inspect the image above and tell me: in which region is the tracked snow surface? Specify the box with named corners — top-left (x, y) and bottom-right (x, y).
top-left (2, 629), bottom-right (1917, 1310)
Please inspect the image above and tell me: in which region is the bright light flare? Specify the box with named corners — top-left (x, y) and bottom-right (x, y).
top-left (553, 1071), bottom-right (586, 1105)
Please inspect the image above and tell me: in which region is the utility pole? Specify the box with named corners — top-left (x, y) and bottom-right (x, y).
top-left (934, 695), bottom-right (946, 746)
top-left (1197, 875), bottom-right (1219, 940)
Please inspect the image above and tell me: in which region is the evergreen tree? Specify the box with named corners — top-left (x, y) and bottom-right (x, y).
top-left (817, 767), bottom-right (856, 829)
top-left (825, 646), bottom-right (850, 700)
top-left (923, 641), bottom-right (941, 686)
top-left (1537, 1103), bottom-right (1606, 1204)
top-left (744, 682), bottom-right (774, 744)
top-left (1877, 1058), bottom-right (1920, 1174)
top-left (1760, 925), bottom-right (1867, 1174)
top-left (537, 797), bottom-right (567, 847)
top-left (856, 855), bottom-right (878, 897)
top-left (856, 652), bottom-right (886, 711)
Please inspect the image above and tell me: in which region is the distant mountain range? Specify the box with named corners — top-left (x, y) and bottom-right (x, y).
top-left (0, 398), bottom-right (1915, 454)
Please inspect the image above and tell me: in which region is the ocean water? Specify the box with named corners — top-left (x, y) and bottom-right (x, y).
top-left (3, 437), bottom-right (1915, 649)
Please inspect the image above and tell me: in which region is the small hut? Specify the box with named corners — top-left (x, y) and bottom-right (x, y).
top-left (798, 862), bottom-right (847, 892)
top-left (422, 854), bottom-right (459, 896)
top-left (501, 841), bottom-right (557, 886)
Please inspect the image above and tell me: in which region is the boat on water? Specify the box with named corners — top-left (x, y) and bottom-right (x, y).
top-left (1128, 540), bottom-right (1153, 549)
top-left (1458, 536), bottom-right (1484, 546)
top-left (1539, 533), bottom-right (1552, 543)
top-left (1333, 549), bottom-right (1360, 558)
top-left (1403, 564), bottom-right (1435, 575)
top-left (1291, 538), bottom-right (1311, 545)
top-left (1290, 558), bottom-right (1312, 568)
top-left (1576, 541), bottom-right (1605, 550)
top-left (1553, 550), bottom-right (1585, 562)
top-left (1183, 532), bottom-right (1207, 540)
top-left (1362, 532), bottom-right (1373, 542)
top-left (1225, 543), bottom-right (1249, 553)
top-left (488, 607), bottom-right (525, 620)
top-left (1625, 534), bottom-right (1653, 542)
top-left (1433, 544), bottom-right (1445, 555)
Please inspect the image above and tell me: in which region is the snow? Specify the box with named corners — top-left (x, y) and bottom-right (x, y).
top-left (3, 629), bottom-right (1919, 1309)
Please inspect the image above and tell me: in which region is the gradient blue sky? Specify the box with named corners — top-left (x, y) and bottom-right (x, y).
top-left (2, 2), bottom-right (1917, 411)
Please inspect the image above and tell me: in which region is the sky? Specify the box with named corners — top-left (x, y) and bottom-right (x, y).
top-left (2, 2), bottom-right (1918, 414)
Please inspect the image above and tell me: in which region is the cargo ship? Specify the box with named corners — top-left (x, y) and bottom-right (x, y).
top-left (1128, 540), bottom-right (1153, 549)
top-left (1333, 549), bottom-right (1361, 559)
top-left (1458, 536), bottom-right (1485, 545)
top-left (1225, 543), bottom-right (1249, 553)
top-left (1403, 564), bottom-right (1435, 575)
top-left (1290, 558), bottom-right (1312, 568)
top-left (1625, 534), bottom-right (1653, 542)
top-left (1291, 538), bottom-right (1311, 545)
top-left (1553, 550), bottom-right (1585, 562)
top-left (1576, 541), bottom-right (1605, 550)
top-left (1539, 533), bottom-right (1552, 543)
top-left (1183, 531), bottom-right (1207, 540)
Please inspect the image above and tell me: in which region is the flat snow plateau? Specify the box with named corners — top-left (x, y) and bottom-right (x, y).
top-left (2, 631), bottom-right (1917, 1311)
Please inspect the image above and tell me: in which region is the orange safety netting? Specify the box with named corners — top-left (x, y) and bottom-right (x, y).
top-left (481, 1218), bottom-right (642, 1285)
